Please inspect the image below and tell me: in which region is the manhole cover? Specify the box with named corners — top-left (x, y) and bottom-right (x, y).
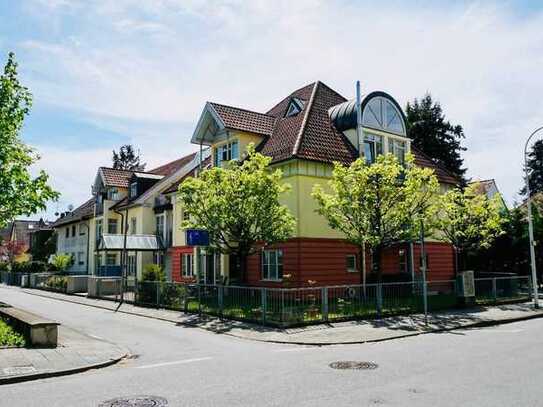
top-left (329, 361), bottom-right (378, 370)
top-left (98, 396), bottom-right (168, 407)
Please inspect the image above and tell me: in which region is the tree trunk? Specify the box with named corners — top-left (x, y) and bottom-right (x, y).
top-left (239, 253), bottom-right (248, 285)
top-left (374, 245), bottom-right (383, 283)
top-left (359, 245), bottom-right (365, 286)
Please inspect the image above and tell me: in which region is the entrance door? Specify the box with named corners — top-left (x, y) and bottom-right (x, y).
top-left (198, 253), bottom-right (221, 285)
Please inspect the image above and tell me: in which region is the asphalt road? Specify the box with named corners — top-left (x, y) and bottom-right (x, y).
top-left (1, 286), bottom-right (542, 407)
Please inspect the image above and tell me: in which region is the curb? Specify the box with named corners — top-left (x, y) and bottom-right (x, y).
top-left (16, 287), bottom-right (543, 346)
top-left (0, 352), bottom-right (127, 385)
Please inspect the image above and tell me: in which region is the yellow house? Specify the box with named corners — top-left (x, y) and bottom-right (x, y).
top-left (169, 81), bottom-right (459, 287)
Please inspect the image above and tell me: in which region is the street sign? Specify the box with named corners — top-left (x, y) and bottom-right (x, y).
top-left (186, 229), bottom-right (210, 246)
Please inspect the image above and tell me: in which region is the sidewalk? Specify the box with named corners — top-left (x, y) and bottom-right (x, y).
top-left (0, 324), bottom-right (127, 384)
top-left (20, 287), bottom-right (543, 345)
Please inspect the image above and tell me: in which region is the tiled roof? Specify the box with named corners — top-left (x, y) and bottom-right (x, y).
top-left (162, 156), bottom-right (211, 194)
top-left (412, 147), bottom-right (460, 185)
top-left (148, 152), bottom-right (197, 176)
top-left (51, 198), bottom-right (95, 227)
top-left (99, 167), bottom-right (135, 188)
top-left (209, 103), bottom-right (276, 136)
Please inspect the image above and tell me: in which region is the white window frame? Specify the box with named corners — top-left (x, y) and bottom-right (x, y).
top-left (214, 140), bottom-right (239, 167)
top-left (130, 182), bottom-right (138, 198)
top-left (346, 254), bottom-right (357, 273)
top-left (107, 218), bottom-right (118, 234)
top-left (155, 214), bottom-right (165, 239)
top-left (130, 217), bottom-right (137, 235)
top-left (261, 249), bottom-right (283, 281)
top-left (182, 253), bottom-right (194, 277)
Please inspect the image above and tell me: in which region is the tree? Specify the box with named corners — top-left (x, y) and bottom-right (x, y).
top-left (112, 144), bottom-right (146, 171)
top-left (0, 52), bottom-right (59, 228)
top-left (435, 184), bottom-right (506, 274)
top-left (0, 240), bottom-right (28, 265)
top-left (177, 145), bottom-right (296, 283)
top-left (406, 93), bottom-right (467, 183)
top-left (521, 140), bottom-right (543, 196)
top-left (312, 153), bottom-right (440, 282)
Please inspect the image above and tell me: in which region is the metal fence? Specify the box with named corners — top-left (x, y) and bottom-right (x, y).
top-left (0, 273), bottom-right (533, 328)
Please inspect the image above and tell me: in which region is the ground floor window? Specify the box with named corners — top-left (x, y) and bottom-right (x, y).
top-left (154, 252), bottom-right (164, 267)
top-left (346, 254), bottom-right (357, 272)
top-left (399, 249), bottom-right (407, 273)
top-left (106, 253), bottom-right (117, 265)
top-left (77, 251), bottom-right (85, 266)
top-left (127, 253), bottom-right (137, 276)
top-left (182, 253), bottom-right (193, 277)
top-left (261, 250), bottom-right (283, 281)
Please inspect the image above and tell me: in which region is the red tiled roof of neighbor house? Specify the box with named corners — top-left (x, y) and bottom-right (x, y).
top-left (209, 103), bottom-right (277, 137)
top-left (51, 198), bottom-right (95, 227)
top-left (99, 167), bottom-right (135, 188)
top-left (148, 152), bottom-right (198, 176)
top-left (411, 147), bottom-right (460, 185)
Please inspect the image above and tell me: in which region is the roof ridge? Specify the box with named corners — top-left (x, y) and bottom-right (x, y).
top-left (292, 81), bottom-right (320, 156)
top-left (265, 81), bottom-right (317, 115)
top-left (318, 81), bottom-right (348, 102)
top-left (148, 151), bottom-right (197, 174)
top-left (209, 101), bottom-right (275, 118)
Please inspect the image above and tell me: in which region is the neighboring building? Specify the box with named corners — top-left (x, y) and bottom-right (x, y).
top-left (175, 81), bottom-right (460, 287)
top-left (50, 199), bottom-right (95, 274)
top-left (470, 179), bottom-right (508, 210)
top-left (3, 219), bottom-right (51, 262)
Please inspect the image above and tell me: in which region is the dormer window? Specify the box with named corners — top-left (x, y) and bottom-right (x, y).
top-left (285, 98), bottom-right (304, 118)
top-left (107, 187), bottom-right (119, 201)
top-left (214, 140), bottom-right (239, 167)
top-left (130, 182), bottom-right (138, 198)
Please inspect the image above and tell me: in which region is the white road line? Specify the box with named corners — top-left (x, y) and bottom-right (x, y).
top-left (135, 357), bottom-right (213, 369)
top-left (88, 334), bottom-right (104, 340)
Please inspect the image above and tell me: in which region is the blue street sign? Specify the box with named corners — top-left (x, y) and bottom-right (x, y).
top-left (186, 229), bottom-right (210, 246)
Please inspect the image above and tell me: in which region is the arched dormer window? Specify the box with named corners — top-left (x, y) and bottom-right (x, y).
top-left (362, 96), bottom-right (405, 136)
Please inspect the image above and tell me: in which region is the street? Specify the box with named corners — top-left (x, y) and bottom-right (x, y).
top-left (1, 286), bottom-right (542, 407)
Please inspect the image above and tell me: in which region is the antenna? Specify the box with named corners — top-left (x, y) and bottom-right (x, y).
top-left (68, 204), bottom-right (74, 212)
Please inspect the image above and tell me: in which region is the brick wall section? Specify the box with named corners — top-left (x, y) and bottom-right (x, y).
top-left (168, 246), bottom-right (197, 283)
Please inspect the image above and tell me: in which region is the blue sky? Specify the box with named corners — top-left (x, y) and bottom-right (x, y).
top-left (1, 0), bottom-right (543, 219)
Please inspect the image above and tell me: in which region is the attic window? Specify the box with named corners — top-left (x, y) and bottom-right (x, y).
top-left (285, 98), bottom-right (304, 117)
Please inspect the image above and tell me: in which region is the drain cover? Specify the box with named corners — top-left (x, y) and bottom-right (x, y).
top-left (329, 361), bottom-right (378, 370)
top-left (98, 396), bottom-right (168, 407)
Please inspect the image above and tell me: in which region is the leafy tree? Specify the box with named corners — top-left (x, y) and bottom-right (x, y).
top-left (178, 145), bottom-right (296, 283)
top-left (406, 94), bottom-right (467, 183)
top-left (521, 140), bottom-right (543, 196)
top-left (435, 184), bottom-right (506, 274)
top-left (30, 230), bottom-right (56, 262)
top-left (0, 240), bottom-right (28, 265)
top-left (50, 253), bottom-right (73, 272)
top-left (112, 144), bottom-right (146, 171)
top-left (0, 52), bottom-right (59, 228)
top-left (312, 153), bottom-right (440, 282)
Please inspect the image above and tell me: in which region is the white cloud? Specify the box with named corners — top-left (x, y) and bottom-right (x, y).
top-left (13, 0), bottom-right (543, 215)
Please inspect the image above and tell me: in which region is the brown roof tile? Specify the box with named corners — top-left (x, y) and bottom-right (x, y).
top-left (51, 198), bottom-right (95, 227)
top-left (148, 152), bottom-right (197, 176)
top-left (209, 103), bottom-right (276, 136)
top-left (412, 147), bottom-right (460, 185)
top-left (100, 167), bottom-right (134, 188)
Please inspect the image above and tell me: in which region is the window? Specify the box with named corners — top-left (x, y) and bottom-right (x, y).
top-left (77, 252), bottom-right (85, 266)
top-left (154, 252), bottom-right (164, 266)
top-left (285, 98), bottom-right (304, 117)
top-left (261, 250), bottom-right (283, 281)
top-left (182, 253), bottom-right (193, 277)
top-left (156, 214), bottom-right (165, 239)
top-left (65, 227), bottom-right (69, 238)
top-left (96, 219), bottom-right (103, 239)
top-left (106, 253), bottom-right (117, 266)
top-left (214, 140), bottom-right (239, 167)
top-left (363, 133), bottom-right (383, 164)
top-left (130, 182), bottom-right (138, 198)
top-left (107, 187), bottom-right (119, 201)
top-left (130, 217), bottom-right (137, 235)
top-left (107, 219), bottom-right (118, 234)
top-left (79, 224), bottom-right (86, 236)
top-left (389, 138), bottom-right (406, 165)
top-left (399, 249), bottom-right (407, 273)
top-left (71, 225), bottom-right (76, 237)
top-left (346, 254), bottom-right (357, 272)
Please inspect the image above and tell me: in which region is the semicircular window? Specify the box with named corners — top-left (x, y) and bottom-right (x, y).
top-left (362, 96), bottom-right (405, 135)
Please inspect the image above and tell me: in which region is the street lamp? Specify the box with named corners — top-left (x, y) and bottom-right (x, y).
top-left (524, 126), bottom-right (543, 308)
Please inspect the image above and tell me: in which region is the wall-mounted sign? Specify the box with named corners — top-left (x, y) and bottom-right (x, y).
top-left (186, 229), bottom-right (210, 246)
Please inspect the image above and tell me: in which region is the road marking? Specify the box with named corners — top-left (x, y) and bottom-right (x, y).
top-left (274, 347), bottom-right (319, 352)
top-left (89, 334), bottom-right (104, 340)
top-left (135, 357), bottom-right (212, 369)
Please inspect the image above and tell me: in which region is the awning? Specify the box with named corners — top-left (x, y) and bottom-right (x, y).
top-left (97, 234), bottom-right (164, 251)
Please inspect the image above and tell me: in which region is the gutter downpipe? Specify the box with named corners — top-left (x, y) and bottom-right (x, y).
top-left (356, 81), bottom-right (367, 293)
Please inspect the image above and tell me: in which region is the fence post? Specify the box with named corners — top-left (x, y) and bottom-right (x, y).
top-left (322, 287), bottom-right (328, 322)
top-left (492, 278), bottom-right (497, 303)
top-left (281, 289), bottom-right (285, 327)
top-left (261, 287), bottom-right (267, 325)
top-left (377, 283), bottom-right (383, 318)
top-left (198, 284), bottom-right (202, 317)
top-left (218, 285), bottom-right (224, 317)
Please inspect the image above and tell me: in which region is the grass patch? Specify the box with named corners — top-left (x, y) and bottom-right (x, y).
top-left (0, 319), bottom-right (25, 347)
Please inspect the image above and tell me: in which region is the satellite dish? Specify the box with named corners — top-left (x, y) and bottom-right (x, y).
top-left (68, 204), bottom-right (74, 212)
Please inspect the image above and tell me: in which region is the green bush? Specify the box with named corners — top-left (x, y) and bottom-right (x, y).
top-left (49, 254), bottom-right (73, 272)
top-left (0, 262), bottom-right (9, 272)
top-left (0, 319), bottom-right (25, 347)
top-left (141, 264), bottom-right (165, 282)
top-left (45, 276), bottom-right (67, 292)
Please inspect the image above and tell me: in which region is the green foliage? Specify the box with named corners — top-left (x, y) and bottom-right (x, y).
top-left (312, 153), bottom-right (440, 278)
top-left (0, 319), bottom-right (25, 347)
top-left (521, 139), bottom-right (543, 196)
top-left (406, 93), bottom-right (466, 183)
top-left (435, 184), bottom-right (506, 253)
top-left (11, 260), bottom-right (49, 273)
top-left (112, 144), bottom-right (145, 171)
top-left (45, 275), bottom-right (67, 292)
top-left (178, 144), bottom-right (296, 280)
top-left (30, 230), bottom-right (56, 262)
top-left (0, 52), bottom-right (59, 228)
top-left (0, 262), bottom-right (8, 272)
top-left (49, 253), bottom-right (73, 272)
top-left (141, 264), bottom-right (165, 282)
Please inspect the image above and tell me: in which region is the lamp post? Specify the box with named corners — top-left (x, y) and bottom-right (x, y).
top-left (524, 126), bottom-right (543, 308)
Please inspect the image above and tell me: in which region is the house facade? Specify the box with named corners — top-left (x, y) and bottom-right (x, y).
top-left (169, 81), bottom-right (459, 287)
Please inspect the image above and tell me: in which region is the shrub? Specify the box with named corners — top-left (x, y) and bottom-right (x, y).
top-left (11, 261), bottom-right (31, 273)
top-left (0, 319), bottom-right (25, 347)
top-left (49, 254), bottom-right (73, 272)
top-left (0, 262), bottom-right (8, 272)
top-left (141, 264), bottom-right (165, 282)
top-left (45, 275), bottom-right (68, 292)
